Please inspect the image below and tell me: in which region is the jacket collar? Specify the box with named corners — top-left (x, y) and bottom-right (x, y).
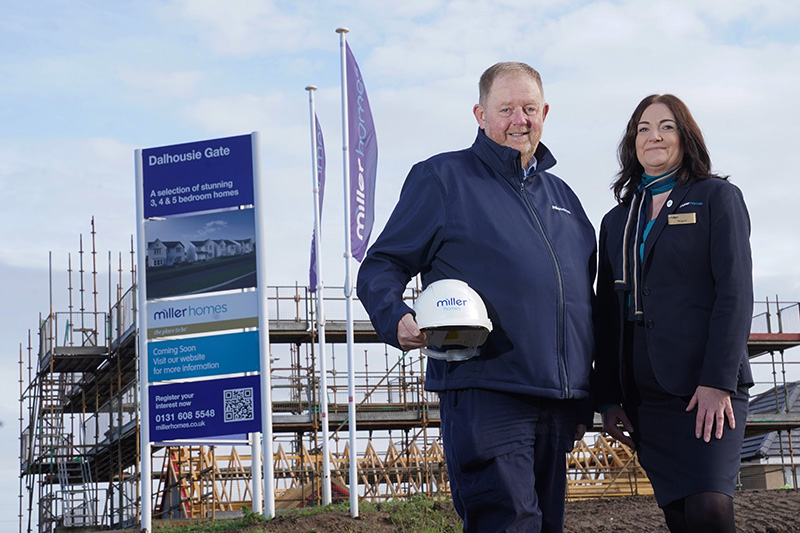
top-left (470, 128), bottom-right (557, 181)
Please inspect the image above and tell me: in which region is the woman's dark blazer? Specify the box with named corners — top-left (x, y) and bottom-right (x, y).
top-left (594, 177), bottom-right (754, 406)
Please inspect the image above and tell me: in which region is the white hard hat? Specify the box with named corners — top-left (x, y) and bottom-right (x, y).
top-left (413, 279), bottom-right (493, 362)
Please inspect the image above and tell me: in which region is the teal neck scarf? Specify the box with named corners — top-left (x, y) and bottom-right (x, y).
top-left (617, 167), bottom-right (679, 321)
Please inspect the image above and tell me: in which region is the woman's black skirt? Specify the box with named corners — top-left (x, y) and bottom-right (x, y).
top-left (624, 323), bottom-right (749, 507)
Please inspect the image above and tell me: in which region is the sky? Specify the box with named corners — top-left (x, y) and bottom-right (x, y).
top-left (2, 0), bottom-right (800, 528)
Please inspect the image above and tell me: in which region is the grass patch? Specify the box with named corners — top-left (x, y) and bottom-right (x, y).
top-left (151, 495), bottom-right (462, 533)
top-left (377, 493), bottom-right (462, 532)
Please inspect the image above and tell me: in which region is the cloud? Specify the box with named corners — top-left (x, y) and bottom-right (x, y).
top-left (182, 91), bottom-right (310, 160)
top-left (197, 219), bottom-right (230, 237)
top-left (166, 0), bottom-right (328, 55)
top-left (0, 137), bottom-right (136, 267)
top-left (116, 67), bottom-right (204, 99)
top-left (3, 0), bottom-right (799, 299)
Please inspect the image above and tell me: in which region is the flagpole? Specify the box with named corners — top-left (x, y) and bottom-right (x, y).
top-left (306, 85), bottom-right (332, 506)
top-left (336, 25), bottom-right (359, 518)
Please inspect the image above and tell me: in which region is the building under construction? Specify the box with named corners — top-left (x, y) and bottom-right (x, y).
top-left (18, 224), bottom-right (800, 532)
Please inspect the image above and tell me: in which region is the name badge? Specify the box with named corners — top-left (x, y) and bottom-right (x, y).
top-left (668, 213), bottom-right (697, 225)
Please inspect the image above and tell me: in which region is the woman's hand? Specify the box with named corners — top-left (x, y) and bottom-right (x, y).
top-left (601, 405), bottom-right (635, 449)
top-left (686, 385), bottom-right (735, 442)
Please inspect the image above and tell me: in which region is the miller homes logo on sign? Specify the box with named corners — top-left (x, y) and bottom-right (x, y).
top-left (147, 292), bottom-right (259, 339)
top-left (142, 134), bottom-right (255, 218)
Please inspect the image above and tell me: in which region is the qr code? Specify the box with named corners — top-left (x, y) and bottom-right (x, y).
top-left (223, 387), bottom-right (254, 422)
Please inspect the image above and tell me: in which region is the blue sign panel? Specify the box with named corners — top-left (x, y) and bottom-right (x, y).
top-left (142, 134), bottom-right (254, 218)
top-left (148, 330), bottom-right (259, 383)
top-left (149, 374), bottom-right (262, 441)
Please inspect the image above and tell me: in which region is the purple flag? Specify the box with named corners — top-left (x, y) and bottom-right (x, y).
top-left (345, 42), bottom-right (378, 262)
top-left (310, 114), bottom-right (326, 293)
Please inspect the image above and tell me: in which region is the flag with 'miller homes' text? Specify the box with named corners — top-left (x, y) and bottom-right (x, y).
top-left (345, 42), bottom-right (377, 262)
top-left (309, 113), bottom-right (326, 293)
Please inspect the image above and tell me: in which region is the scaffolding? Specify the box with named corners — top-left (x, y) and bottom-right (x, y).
top-left (18, 222), bottom-right (800, 531)
top-left (19, 220), bottom-right (141, 532)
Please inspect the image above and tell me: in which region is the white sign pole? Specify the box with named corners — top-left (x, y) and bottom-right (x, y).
top-left (251, 132), bottom-right (275, 518)
top-left (133, 149), bottom-right (153, 532)
top-left (250, 429), bottom-right (262, 513)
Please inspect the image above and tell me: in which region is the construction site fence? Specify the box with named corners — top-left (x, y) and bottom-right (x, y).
top-left (750, 298), bottom-right (800, 399)
top-left (751, 298), bottom-right (800, 335)
top-left (39, 310), bottom-right (108, 362)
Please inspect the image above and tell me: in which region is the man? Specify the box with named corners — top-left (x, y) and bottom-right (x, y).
top-left (356, 62), bottom-right (596, 532)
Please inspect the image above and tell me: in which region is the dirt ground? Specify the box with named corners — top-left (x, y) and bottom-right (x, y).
top-left (236, 488), bottom-right (800, 532)
top-left (564, 489), bottom-right (800, 532)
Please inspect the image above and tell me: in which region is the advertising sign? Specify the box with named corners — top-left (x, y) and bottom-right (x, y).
top-left (149, 374), bottom-right (261, 441)
top-left (148, 330), bottom-right (259, 382)
top-left (137, 131), bottom-right (267, 452)
top-left (142, 134), bottom-right (254, 218)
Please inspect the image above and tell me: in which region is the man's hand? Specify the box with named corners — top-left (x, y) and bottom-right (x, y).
top-left (686, 385), bottom-right (735, 442)
top-left (397, 313), bottom-right (428, 351)
top-left (601, 405), bottom-right (635, 449)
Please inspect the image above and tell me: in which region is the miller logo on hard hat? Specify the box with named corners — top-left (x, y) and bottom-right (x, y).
top-left (413, 279), bottom-right (493, 361)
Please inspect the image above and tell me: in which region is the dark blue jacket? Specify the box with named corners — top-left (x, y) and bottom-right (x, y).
top-left (594, 177), bottom-right (754, 406)
top-left (356, 129), bottom-right (596, 400)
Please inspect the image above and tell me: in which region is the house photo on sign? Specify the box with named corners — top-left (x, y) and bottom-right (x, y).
top-left (145, 208), bottom-right (257, 299)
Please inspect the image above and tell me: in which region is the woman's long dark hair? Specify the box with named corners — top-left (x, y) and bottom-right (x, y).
top-left (612, 94), bottom-right (726, 204)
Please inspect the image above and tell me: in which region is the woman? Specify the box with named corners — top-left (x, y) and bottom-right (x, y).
top-left (594, 94), bottom-right (753, 533)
